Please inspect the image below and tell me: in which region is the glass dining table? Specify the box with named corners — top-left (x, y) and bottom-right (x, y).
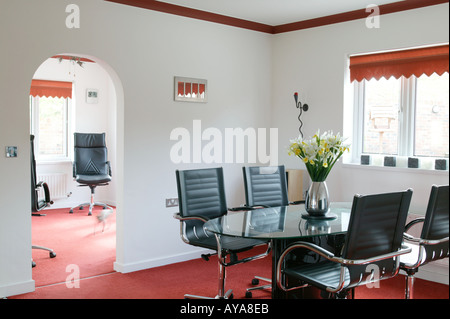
top-left (204, 202), bottom-right (353, 298)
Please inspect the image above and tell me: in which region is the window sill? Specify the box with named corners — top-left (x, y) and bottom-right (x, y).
top-left (37, 158), bottom-right (72, 165)
top-left (343, 162), bottom-right (449, 176)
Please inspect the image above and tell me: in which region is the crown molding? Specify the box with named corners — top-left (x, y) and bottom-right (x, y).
top-left (105, 0), bottom-right (449, 34)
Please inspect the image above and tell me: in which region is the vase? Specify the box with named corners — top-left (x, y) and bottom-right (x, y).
top-left (305, 181), bottom-right (329, 216)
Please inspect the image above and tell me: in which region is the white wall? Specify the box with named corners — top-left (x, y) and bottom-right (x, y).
top-left (0, 0), bottom-right (272, 297)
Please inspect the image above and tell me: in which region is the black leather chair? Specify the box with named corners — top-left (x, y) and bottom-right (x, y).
top-left (242, 165), bottom-right (303, 297)
top-left (243, 165), bottom-right (304, 209)
top-left (70, 133), bottom-right (112, 216)
top-left (31, 135), bottom-right (56, 267)
top-left (400, 184), bottom-right (449, 299)
top-left (276, 189), bottom-right (413, 299)
top-left (174, 167), bottom-right (270, 299)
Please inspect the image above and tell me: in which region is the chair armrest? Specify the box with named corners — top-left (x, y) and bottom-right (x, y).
top-left (403, 218), bottom-right (448, 245)
top-left (173, 213), bottom-right (210, 245)
top-left (336, 244), bottom-right (412, 266)
top-left (405, 217), bottom-right (425, 232)
top-left (107, 161), bottom-right (112, 176)
top-left (289, 200), bottom-right (305, 205)
top-left (276, 241), bottom-right (412, 292)
top-left (276, 241), bottom-right (336, 292)
top-left (173, 213), bottom-right (209, 223)
top-left (228, 206), bottom-right (254, 212)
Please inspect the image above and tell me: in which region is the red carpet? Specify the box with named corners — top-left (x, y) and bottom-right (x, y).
top-left (11, 207), bottom-right (448, 299)
top-left (30, 207), bottom-right (116, 287)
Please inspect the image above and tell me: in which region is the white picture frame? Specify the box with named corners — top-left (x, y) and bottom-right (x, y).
top-left (86, 88), bottom-right (99, 104)
top-left (174, 76), bottom-right (207, 103)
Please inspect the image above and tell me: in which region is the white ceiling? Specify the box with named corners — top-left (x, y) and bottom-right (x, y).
top-left (157, 0), bottom-right (405, 25)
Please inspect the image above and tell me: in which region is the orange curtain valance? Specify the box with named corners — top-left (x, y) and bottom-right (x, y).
top-left (349, 45), bottom-right (449, 82)
top-left (30, 80), bottom-right (72, 99)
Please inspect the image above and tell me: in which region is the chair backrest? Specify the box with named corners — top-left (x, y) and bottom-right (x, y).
top-left (176, 167), bottom-right (228, 219)
top-left (176, 168), bottom-right (228, 245)
top-left (421, 185), bottom-right (449, 263)
top-left (243, 166), bottom-right (289, 207)
top-left (31, 135), bottom-right (51, 212)
top-left (342, 189), bottom-right (413, 284)
top-left (74, 133), bottom-right (108, 176)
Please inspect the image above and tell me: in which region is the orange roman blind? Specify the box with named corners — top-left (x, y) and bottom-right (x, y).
top-left (30, 80), bottom-right (72, 99)
top-left (349, 44), bottom-right (449, 82)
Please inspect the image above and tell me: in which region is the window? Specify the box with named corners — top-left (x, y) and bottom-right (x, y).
top-left (30, 96), bottom-right (72, 160)
top-left (353, 73), bottom-right (448, 168)
top-left (29, 80), bottom-right (73, 161)
top-left (349, 45), bottom-right (449, 170)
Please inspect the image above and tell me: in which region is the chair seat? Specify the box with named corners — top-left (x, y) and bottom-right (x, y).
top-left (400, 243), bottom-right (426, 268)
top-left (190, 235), bottom-right (267, 253)
top-left (76, 174), bottom-right (111, 185)
top-left (283, 261), bottom-right (350, 291)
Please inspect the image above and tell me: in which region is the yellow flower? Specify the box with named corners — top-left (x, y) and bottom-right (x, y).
top-left (323, 162), bottom-right (328, 168)
top-left (303, 157), bottom-right (308, 163)
top-left (309, 159), bottom-right (315, 165)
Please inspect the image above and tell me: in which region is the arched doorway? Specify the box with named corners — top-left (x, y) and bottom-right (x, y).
top-left (29, 53), bottom-right (123, 286)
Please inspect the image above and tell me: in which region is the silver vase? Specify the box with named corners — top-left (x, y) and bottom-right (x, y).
top-left (305, 181), bottom-right (329, 216)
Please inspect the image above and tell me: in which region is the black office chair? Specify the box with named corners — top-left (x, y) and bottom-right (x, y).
top-left (243, 165), bottom-right (304, 209)
top-left (276, 189), bottom-right (413, 299)
top-left (400, 184), bottom-right (449, 299)
top-left (174, 167), bottom-right (270, 299)
top-left (31, 135), bottom-right (56, 267)
top-left (70, 133), bottom-right (112, 216)
top-left (242, 165), bottom-right (303, 297)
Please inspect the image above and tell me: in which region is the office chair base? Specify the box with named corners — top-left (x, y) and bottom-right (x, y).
top-left (184, 289), bottom-right (233, 299)
top-left (245, 276), bottom-right (272, 298)
top-left (32, 245), bottom-right (56, 267)
top-left (70, 202), bottom-right (111, 216)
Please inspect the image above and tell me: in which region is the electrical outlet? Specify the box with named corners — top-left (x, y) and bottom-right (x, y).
top-left (166, 198), bottom-right (179, 207)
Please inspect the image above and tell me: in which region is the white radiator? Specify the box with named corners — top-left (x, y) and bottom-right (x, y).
top-left (37, 173), bottom-right (67, 199)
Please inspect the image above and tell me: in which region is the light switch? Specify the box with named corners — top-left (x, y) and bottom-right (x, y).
top-left (6, 146), bottom-right (17, 158)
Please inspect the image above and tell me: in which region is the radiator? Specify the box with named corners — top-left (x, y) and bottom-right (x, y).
top-left (37, 173), bottom-right (67, 199)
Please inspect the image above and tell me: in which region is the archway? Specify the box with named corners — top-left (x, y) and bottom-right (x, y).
top-left (29, 53), bottom-right (124, 285)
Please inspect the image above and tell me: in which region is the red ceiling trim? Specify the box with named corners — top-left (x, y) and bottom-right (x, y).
top-left (105, 0), bottom-right (273, 33)
top-left (104, 0), bottom-right (449, 34)
top-left (51, 55), bottom-right (96, 63)
top-left (274, 0), bottom-right (449, 33)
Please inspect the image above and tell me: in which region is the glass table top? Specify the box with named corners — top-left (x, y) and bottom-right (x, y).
top-left (204, 203), bottom-right (352, 240)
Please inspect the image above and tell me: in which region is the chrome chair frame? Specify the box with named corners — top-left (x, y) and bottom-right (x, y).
top-left (400, 184), bottom-right (449, 299)
top-left (276, 241), bottom-right (411, 295)
top-left (401, 221), bottom-right (449, 299)
top-left (174, 213), bottom-right (271, 299)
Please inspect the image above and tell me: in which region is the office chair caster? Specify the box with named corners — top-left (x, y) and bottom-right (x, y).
top-left (50, 252), bottom-right (56, 258)
top-left (251, 278), bottom-right (259, 285)
top-left (245, 291), bottom-right (252, 298)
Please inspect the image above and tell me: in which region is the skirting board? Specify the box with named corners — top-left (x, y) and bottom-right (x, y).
top-left (115, 250), bottom-right (449, 286)
top-left (414, 262), bottom-right (449, 285)
top-left (0, 280), bottom-right (35, 298)
top-left (113, 249), bottom-right (214, 274)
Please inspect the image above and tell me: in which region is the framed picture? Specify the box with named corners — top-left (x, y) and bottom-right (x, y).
top-left (86, 89), bottom-right (99, 104)
top-left (174, 76), bottom-right (207, 103)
